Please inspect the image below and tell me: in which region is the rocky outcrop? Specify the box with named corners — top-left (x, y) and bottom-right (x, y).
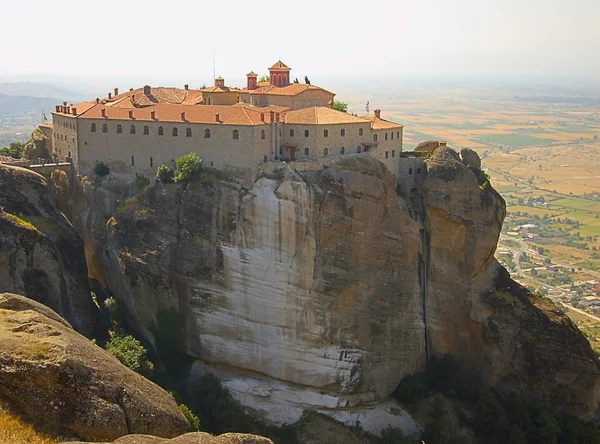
top-left (23, 126), bottom-right (52, 160)
top-left (66, 432), bottom-right (274, 444)
top-left (0, 164), bottom-right (96, 335)
top-left (414, 140), bottom-right (440, 153)
top-left (0, 293), bottom-right (190, 441)
top-left (67, 149), bottom-right (600, 431)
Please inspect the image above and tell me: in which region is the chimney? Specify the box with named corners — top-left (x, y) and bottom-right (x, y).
top-left (328, 100), bottom-right (333, 109)
top-left (151, 110), bottom-right (156, 120)
top-left (143, 85), bottom-right (151, 95)
top-left (184, 84), bottom-right (189, 90)
top-left (439, 141), bottom-right (447, 147)
top-left (63, 101), bottom-right (67, 107)
top-left (55, 105), bottom-right (60, 113)
top-left (130, 88), bottom-right (134, 92)
top-left (66, 106), bottom-right (70, 114)
top-left (374, 109), bottom-right (381, 119)
top-left (72, 107), bottom-right (77, 116)
top-left (114, 88), bottom-right (119, 96)
top-left (108, 92), bottom-right (112, 99)
top-left (215, 113), bottom-right (220, 123)
top-left (96, 97), bottom-right (100, 104)
top-left (101, 108), bottom-right (106, 117)
top-left (129, 110), bottom-right (134, 119)
top-left (260, 113), bottom-right (265, 122)
top-left (181, 111), bottom-right (186, 121)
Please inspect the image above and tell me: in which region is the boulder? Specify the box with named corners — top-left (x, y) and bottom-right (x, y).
top-left (0, 164), bottom-right (96, 336)
top-left (65, 432), bottom-right (274, 444)
top-left (0, 293), bottom-right (190, 441)
top-left (459, 147), bottom-right (481, 170)
top-left (414, 140), bottom-right (440, 153)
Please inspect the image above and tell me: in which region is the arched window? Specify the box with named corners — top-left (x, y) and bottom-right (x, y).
top-left (324, 148), bottom-right (328, 156)
top-left (373, 134), bottom-right (378, 142)
top-left (304, 147), bottom-right (309, 156)
top-left (150, 157), bottom-right (153, 167)
top-left (143, 125), bottom-right (149, 135)
top-left (290, 129), bottom-right (295, 137)
top-left (131, 156), bottom-right (135, 166)
top-left (409, 168), bottom-right (413, 175)
top-left (391, 132), bottom-right (394, 140)
top-left (263, 155), bottom-right (268, 163)
top-left (91, 123), bottom-right (96, 132)
top-left (340, 146), bottom-right (345, 154)
top-left (304, 129), bottom-right (309, 137)
top-left (172, 127), bottom-right (178, 137)
top-left (261, 130), bottom-right (266, 140)
top-left (158, 126), bottom-right (164, 136)
top-left (356, 146), bottom-right (361, 153)
top-left (130, 125), bottom-right (136, 134)
top-left (359, 128), bottom-right (363, 136)
top-left (102, 123), bottom-right (108, 133)
top-left (204, 129), bottom-right (211, 138)
top-left (397, 131), bottom-right (400, 139)
top-left (116, 124), bottom-right (123, 134)
top-left (186, 127), bottom-right (192, 137)
top-left (324, 129), bottom-right (328, 137)
top-left (341, 128), bottom-right (346, 137)
top-left (385, 133), bottom-right (388, 141)
top-left (232, 130), bottom-right (239, 140)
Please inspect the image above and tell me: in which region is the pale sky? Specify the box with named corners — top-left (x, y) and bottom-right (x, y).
top-left (2, 0), bottom-right (599, 86)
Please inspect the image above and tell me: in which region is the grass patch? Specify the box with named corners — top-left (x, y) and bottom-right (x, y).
top-left (550, 197), bottom-right (597, 210)
top-left (2, 213), bottom-right (39, 233)
top-left (476, 133), bottom-right (556, 147)
top-left (0, 404), bottom-right (61, 444)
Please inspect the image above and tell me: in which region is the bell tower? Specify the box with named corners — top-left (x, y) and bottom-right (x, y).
top-left (246, 71), bottom-right (258, 90)
top-left (269, 60), bottom-right (291, 87)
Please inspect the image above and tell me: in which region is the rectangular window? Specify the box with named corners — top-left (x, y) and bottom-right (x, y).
top-left (304, 129), bottom-right (309, 137)
top-left (385, 151), bottom-right (389, 159)
top-left (324, 129), bottom-right (328, 137)
top-left (290, 129), bottom-right (295, 137)
top-left (392, 150), bottom-right (395, 157)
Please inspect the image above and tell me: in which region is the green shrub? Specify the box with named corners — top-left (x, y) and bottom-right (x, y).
top-left (174, 153), bottom-right (202, 182)
top-left (179, 404), bottom-right (200, 431)
top-left (106, 334), bottom-right (154, 378)
top-left (380, 425), bottom-right (416, 443)
top-left (134, 173), bottom-right (150, 191)
top-left (156, 164), bottom-right (174, 183)
top-left (0, 142), bottom-right (24, 159)
top-left (94, 161), bottom-right (110, 177)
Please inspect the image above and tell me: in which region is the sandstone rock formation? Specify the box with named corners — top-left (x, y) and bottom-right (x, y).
top-left (23, 126), bottom-right (52, 160)
top-left (459, 147), bottom-right (481, 170)
top-left (66, 149), bottom-right (600, 432)
top-left (414, 140), bottom-right (440, 154)
top-left (0, 292), bottom-right (191, 441)
top-left (66, 432), bottom-right (274, 444)
top-left (0, 164), bottom-right (96, 335)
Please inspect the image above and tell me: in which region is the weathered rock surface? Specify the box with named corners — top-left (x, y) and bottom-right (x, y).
top-left (23, 126), bottom-right (52, 160)
top-left (0, 164), bottom-right (96, 335)
top-left (414, 140), bottom-right (440, 153)
top-left (67, 149), bottom-right (600, 430)
top-left (66, 432), bottom-right (274, 444)
top-left (0, 292), bottom-right (190, 441)
top-left (458, 147), bottom-right (481, 170)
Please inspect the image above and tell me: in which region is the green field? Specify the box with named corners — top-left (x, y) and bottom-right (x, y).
top-left (477, 134), bottom-right (557, 147)
top-left (550, 197), bottom-right (598, 210)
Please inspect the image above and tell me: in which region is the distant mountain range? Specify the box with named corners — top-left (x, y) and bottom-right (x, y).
top-left (0, 82), bottom-right (88, 102)
top-left (0, 93), bottom-right (60, 117)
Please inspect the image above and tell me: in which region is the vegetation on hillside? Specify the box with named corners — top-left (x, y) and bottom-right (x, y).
top-left (0, 403), bottom-right (62, 444)
top-left (0, 142), bottom-right (24, 159)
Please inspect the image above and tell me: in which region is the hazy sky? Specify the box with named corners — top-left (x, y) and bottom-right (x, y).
top-left (2, 0), bottom-right (599, 86)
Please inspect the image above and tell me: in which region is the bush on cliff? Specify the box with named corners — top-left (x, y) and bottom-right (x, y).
top-left (93, 161), bottom-right (110, 177)
top-left (157, 164), bottom-right (175, 183)
top-left (106, 334), bottom-right (155, 379)
top-left (134, 173), bottom-right (150, 191)
top-left (174, 153), bottom-right (203, 182)
top-left (0, 142), bottom-right (24, 159)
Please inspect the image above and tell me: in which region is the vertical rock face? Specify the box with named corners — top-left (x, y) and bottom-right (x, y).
top-left (77, 149), bottom-right (600, 426)
top-left (104, 157), bottom-right (425, 412)
top-left (0, 165), bottom-right (96, 336)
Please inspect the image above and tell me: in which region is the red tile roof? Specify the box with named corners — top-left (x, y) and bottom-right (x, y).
top-left (284, 107), bottom-right (369, 125)
top-left (269, 60), bottom-right (291, 70)
top-left (360, 115), bottom-right (404, 129)
top-left (248, 83), bottom-right (334, 97)
top-left (74, 103), bottom-right (268, 126)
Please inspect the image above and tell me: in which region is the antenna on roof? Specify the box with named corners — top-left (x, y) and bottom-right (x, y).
top-left (212, 47), bottom-right (216, 83)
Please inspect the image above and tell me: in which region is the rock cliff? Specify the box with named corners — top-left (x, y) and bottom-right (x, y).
top-left (0, 292), bottom-right (190, 441)
top-left (67, 432), bottom-right (274, 444)
top-left (0, 164), bottom-right (96, 335)
top-left (69, 150), bottom-right (600, 432)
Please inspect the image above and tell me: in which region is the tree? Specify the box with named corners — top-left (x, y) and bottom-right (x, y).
top-left (0, 142), bottom-right (24, 159)
top-left (293, 77), bottom-right (299, 83)
top-left (106, 335), bottom-right (154, 378)
top-left (304, 75), bottom-right (311, 85)
top-left (174, 153), bottom-right (203, 182)
top-left (332, 101), bottom-right (348, 113)
top-left (258, 75), bottom-right (270, 83)
top-left (93, 161), bottom-right (110, 177)
top-left (156, 165), bottom-right (174, 183)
